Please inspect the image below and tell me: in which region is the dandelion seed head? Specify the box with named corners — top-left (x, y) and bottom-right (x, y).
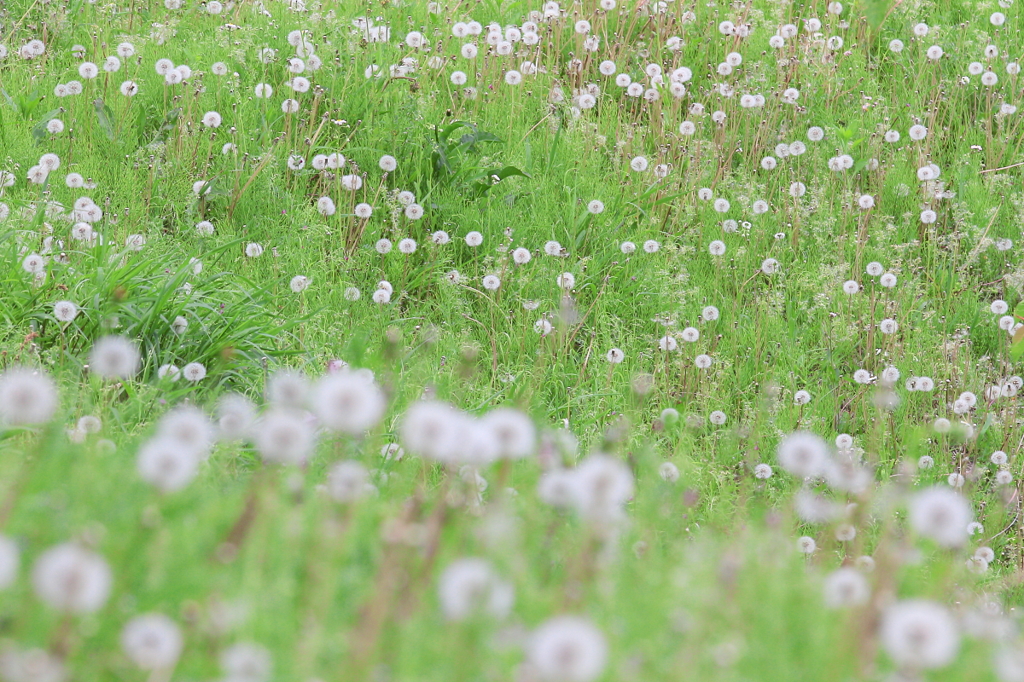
top-left (32, 544), bottom-right (112, 613)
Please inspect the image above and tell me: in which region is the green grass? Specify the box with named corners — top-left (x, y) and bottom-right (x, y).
top-left (0, 0), bottom-right (1023, 679)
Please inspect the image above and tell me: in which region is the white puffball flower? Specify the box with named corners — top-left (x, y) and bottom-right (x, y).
top-left (182, 362), bottom-right (206, 382)
top-left (201, 111), bottom-right (222, 128)
top-left (311, 372), bottom-right (386, 435)
top-left (137, 439), bottom-right (200, 493)
top-left (254, 409), bottom-right (317, 466)
top-left (629, 156), bottom-right (649, 172)
top-left (220, 643), bottom-right (272, 682)
top-left (823, 568), bottom-right (869, 608)
top-left (909, 487), bottom-right (972, 548)
top-left (880, 600), bottom-right (960, 670)
top-left (527, 616), bottom-right (608, 682)
top-left (659, 462), bottom-right (679, 482)
top-left (776, 431), bottom-right (829, 478)
top-left (32, 544), bottom-right (112, 613)
top-left (438, 558), bottom-right (514, 621)
top-left (121, 613), bottom-right (184, 671)
top-left (512, 247), bottom-right (531, 265)
top-left (89, 336), bottom-right (141, 379)
top-left (0, 367), bottom-right (59, 426)
top-left (481, 408), bottom-right (536, 459)
top-left (327, 460), bottom-right (372, 503)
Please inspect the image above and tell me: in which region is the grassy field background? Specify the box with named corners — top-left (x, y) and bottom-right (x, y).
top-left (1, 0), bottom-right (1023, 679)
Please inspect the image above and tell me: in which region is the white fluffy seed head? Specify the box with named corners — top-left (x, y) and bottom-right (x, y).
top-left (122, 614), bottom-right (184, 671)
top-left (481, 408), bottom-right (536, 459)
top-left (327, 460), bottom-right (372, 503)
top-left (0, 368), bottom-right (58, 426)
top-left (137, 438), bottom-right (200, 492)
top-left (400, 401), bottom-right (463, 461)
top-left (438, 558), bottom-right (514, 621)
top-left (880, 600), bottom-right (960, 670)
top-left (266, 371), bottom-right (310, 409)
top-left (157, 406), bottom-right (214, 454)
top-left (254, 409), bottom-right (317, 466)
top-left (89, 336), bottom-right (140, 380)
top-left (311, 371), bottom-right (386, 435)
top-left (220, 643), bottom-right (272, 682)
top-left (32, 544), bottom-right (112, 613)
top-left (823, 567), bottom-right (869, 608)
top-left (909, 487), bottom-right (972, 548)
top-left (776, 432), bottom-right (829, 478)
top-left (217, 394), bottom-right (257, 441)
top-left (659, 462), bottom-right (679, 482)
top-left (182, 362), bottom-right (206, 382)
top-left (527, 616), bottom-right (608, 682)
top-left (572, 454), bottom-right (634, 523)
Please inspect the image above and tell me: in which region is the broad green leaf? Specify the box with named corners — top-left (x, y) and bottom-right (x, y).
top-left (459, 130), bottom-right (502, 147)
top-left (1011, 325), bottom-right (1024, 361)
top-left (93, 99), bottom-right (116, 141)
top-left (439, 120), bottom-right (473, 140)
top-left (153, 107), bottom-right (181, 143)
top-left (488, 165), bottom-right (530, 182)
